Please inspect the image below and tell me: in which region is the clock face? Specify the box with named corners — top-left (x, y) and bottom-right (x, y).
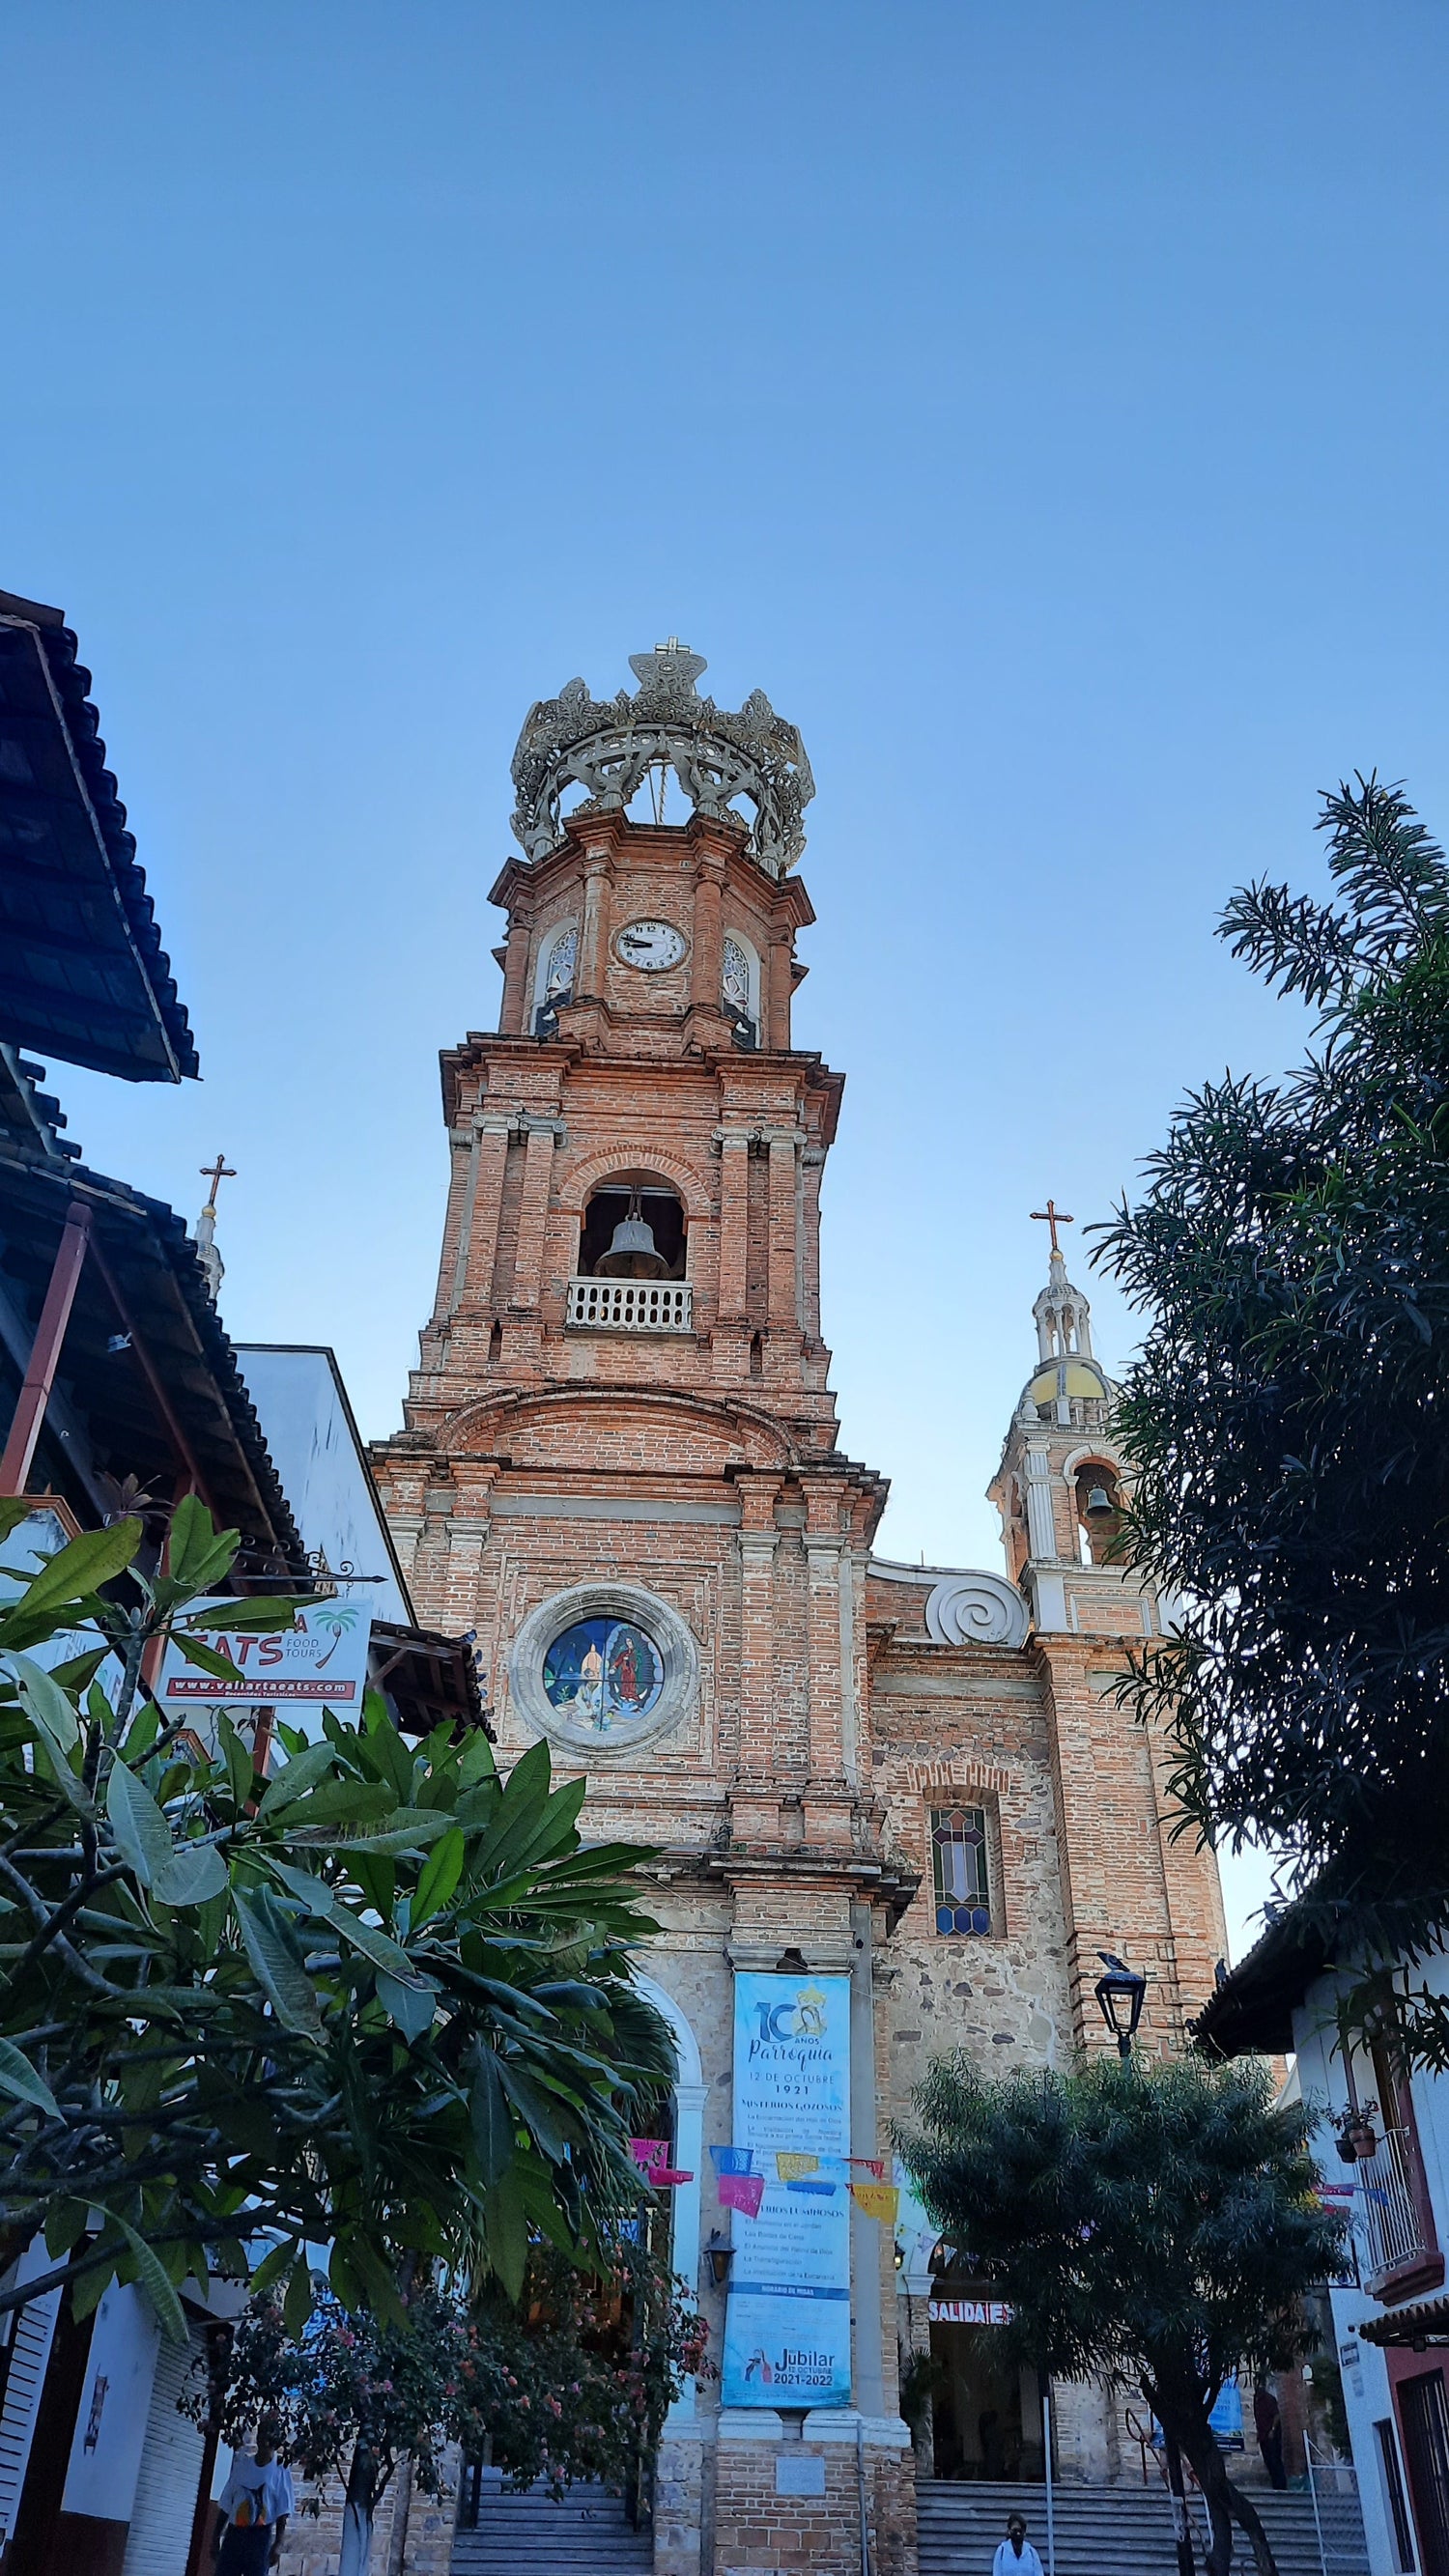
top-left (614, 918), bottom-right (688, 972)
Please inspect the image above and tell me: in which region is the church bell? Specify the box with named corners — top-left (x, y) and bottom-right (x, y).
top-left (1084, 1483), bottom-right (1116, 1518)
top-left (595, 1191), bottom-right (669, 1279)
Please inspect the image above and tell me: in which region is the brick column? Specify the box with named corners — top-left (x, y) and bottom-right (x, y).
top-left (691, 859), bottom-right (724, 1013)
top-left (803, 1481), bottom-right (853, 1808)
top-left (578, 851), bottom-right (611, 998)
top-left (498, 917), bottom-right (531, 1034)
top-left (461, 1118), bottom-right (514, 1309)
top-left (731, 1475), bottom-right (782, 1842)
top-left (717, 1130), bottom-right (750, 1321)
top-left (429, 1125), bottom-right (476, 1326)
top-left (509, 1120), bottom-right (557, 1315)
top-left (767, 1130), bottom-right (799, 1330)
top-left (766, 935), bottom-right (794, 1050)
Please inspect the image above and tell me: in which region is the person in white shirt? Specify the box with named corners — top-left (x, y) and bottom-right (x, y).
top-left (992, 2510), bottom-right (1045, 2576)
top-left (213, 2416), bottom-right (295, 2573)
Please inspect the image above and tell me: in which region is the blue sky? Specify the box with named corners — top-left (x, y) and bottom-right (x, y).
top-left (6, 3), bottom-right (1448, 1952)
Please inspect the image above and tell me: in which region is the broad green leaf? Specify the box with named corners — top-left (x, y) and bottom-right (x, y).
top-left (412, 1826), bottom-right (466, 1927)
top-left (184, 1596), bottom-right (313, 1632)
top-left (495, 2056), bottom-right (567, 2164)
top-left (458, 1728), bottom-right (497, 1788)
top-left (294, 1807), bottom-right (452, 1854)
top-left (167, 1632), bottom-right (240, 1684)
top-left (153, 1840), bottom-right (228, 1906)
top-left (7, 1651), bottom-right (79, 1752)
top-left (377, 1969), bottom-right (438, 2042)
top-left (343, 2232), bottom-right (409, 2331)
top-left (328, 2241), bottom-right (363, 2312)
top-left (43, 2197), bottom-right (89, 2257)
top-left (247, 2237), bottom-right (297, 2299)
top-left (257, 1737), bottom-right (341, 1818)
top-left (71, 2262), bottom-right (113, 2324)
top-left (347, 1851), bottom-right (395, 1920)
top-left (269, 1777), bottom-right (396, 1832)
top-left (2, 1517), bottom-right (140, 1620)
top-left (0, 1499), bottom-right (35, 1542)
top-left (105, 1759), bottom-right (175, 1889)
top-left (282, 2251), bottom-right (314, 2337)
top-left (266, 1861), bottom-right (419, 1984)
top-left (233, 1890), bottom-right (324, 2041)
top-left (106, 2211), bottom-right (188, 2344)
top-left (47, 1647), bottom-right (110, 1694)
top-left (119, 1699), bottom-right (160, 1762)
top-left (0, 2038), bottom-right (59, 2117)
top-left (469, 2048), bottom-right (514, 2185)
top-left (483, 2162), bottom-right (528, 2301)
top-left (216, 1712), bottom-right (257, 1808)
top-left (357, 1701), bottom-right (415, 1800)
top-left (167, 1495), bottom-right (241, 1593)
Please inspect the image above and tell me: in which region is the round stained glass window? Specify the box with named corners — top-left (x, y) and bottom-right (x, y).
top-left (509, 1582), bottom-right (699, 1759)
top-left (542, 1616), bottom-right (665, 1735)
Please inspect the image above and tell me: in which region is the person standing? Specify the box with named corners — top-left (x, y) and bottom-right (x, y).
top-left (1253, 2376), bottom-right (1287, 2489)
top-left (992, 2509), bottom-right (1045, 2576)
top-left (213, 2416), bottom-right (295, 2572)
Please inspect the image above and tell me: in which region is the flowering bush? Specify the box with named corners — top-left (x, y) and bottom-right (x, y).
top-left (194, 2233), bottom-right (710, 2516)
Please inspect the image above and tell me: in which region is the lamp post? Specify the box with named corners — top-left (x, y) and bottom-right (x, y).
top-left (1094, 1954), bottom-right (1189, 2568)
top-left (1094, 1951), bottom-right (1147, 2061)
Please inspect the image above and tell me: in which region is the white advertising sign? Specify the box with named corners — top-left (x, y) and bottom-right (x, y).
top-left (156, 1599), bottom-right (372, 1714)
top-left (722, 1970), bottom-right (852, 2409)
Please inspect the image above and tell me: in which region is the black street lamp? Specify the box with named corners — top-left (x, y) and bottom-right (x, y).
top-left (1094, 1951), bottom-right (1148, 2060)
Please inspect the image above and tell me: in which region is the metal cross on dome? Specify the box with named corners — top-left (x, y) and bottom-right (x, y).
top-left (200, 1153), bottom-right (236, 1216)
top-left (1031, 1198), bottom-right (1074, 1257)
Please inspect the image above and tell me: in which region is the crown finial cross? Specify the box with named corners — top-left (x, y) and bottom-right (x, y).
top-left (200, 1153), bottom-right (236, 1216)
top-left (1031, 1197), bottom-right (1074, 1258)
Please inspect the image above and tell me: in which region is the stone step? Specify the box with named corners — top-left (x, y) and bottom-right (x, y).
top-left (451, 2476), bottom-right (653, 2576)
top-left (917, 2477), bottom-right (1369, 2576)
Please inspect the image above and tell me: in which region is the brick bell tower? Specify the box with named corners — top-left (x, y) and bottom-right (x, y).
top-left (987, 1204), bottom-right (1227, 2056)
top-left (374, 644), bottom-right (916, 2576)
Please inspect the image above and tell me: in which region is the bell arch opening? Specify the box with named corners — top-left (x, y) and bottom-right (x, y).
top-left (578, 1173), bottom-right (688, 1280)
top-left (1074, 1459), bottom-right (1124, 1564)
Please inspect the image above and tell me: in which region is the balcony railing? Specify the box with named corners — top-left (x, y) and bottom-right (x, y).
top-left (1357, 2126), bottom-right (1444, 2297)
top-left (565, 1277), bottom-right (693, 1334)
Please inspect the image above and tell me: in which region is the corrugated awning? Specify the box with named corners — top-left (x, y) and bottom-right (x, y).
top-left (369, 1620), bottom-right (493, 1741)
top-left (0, 592), bottom-right (198, 1083)
top-left (1358, 2294), bottom-right (1449, 2347)
top-left (0, 1144), bottom-right (304, 1573)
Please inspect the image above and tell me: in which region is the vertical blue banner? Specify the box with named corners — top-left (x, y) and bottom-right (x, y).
top-left (722, 1971), bottom-right (852, 2408)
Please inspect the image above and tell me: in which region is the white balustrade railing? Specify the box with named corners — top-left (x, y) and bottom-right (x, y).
top-left (565, 1277), bottom-right (693, 1333)
top-left (1357, 2126), bottom-right (1433, 2287)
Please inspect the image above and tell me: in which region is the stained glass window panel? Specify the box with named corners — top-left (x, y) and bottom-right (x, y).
top-left (929, 1805), bottom-right (991, 1936)
top-left (542, 1616), bottom-right (664, 1734)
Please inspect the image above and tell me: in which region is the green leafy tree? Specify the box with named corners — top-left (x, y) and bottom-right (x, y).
top-left (1094, 777), bottom-right (1449, 2053)
top-left (898, 2053), bottom-right (1345, 2576)
top-left (194, 2240), bottom-right (708, 2575)
top-left (0, 1498), bottom-right (673, 2343)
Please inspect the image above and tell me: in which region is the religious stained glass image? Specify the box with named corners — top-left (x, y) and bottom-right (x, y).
top-left (542, 1616), bottom-right (665, 1732)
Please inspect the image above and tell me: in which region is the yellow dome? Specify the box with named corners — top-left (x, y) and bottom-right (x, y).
top-left (1025, 1358), bottom-right (1112, 1407)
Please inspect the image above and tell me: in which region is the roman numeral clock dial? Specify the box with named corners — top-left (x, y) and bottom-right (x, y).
top-left (614, 919), bottom-right (687, 971)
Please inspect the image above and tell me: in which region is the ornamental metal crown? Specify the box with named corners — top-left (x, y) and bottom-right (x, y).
top-left (509, 641), bottom-right (814, 879)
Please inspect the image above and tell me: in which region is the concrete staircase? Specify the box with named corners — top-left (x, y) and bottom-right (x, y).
top-left (917, 2477), bottom-right (1370, 2575)
top-left (450, 2471), bottom-right (653, 2576)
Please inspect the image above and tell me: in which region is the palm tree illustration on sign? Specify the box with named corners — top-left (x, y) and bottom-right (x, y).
top-left (309, 1601), bottom-right (362, 1669)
